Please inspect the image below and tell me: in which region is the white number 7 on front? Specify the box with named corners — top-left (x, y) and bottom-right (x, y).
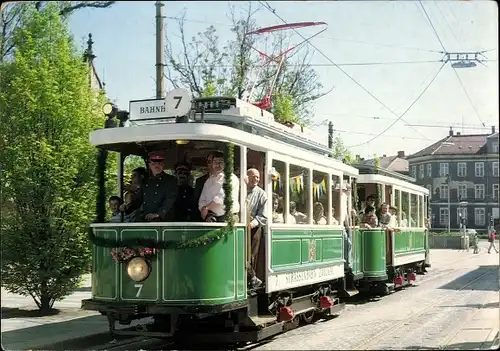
top-left (134, 284), bottom-right (143, 298)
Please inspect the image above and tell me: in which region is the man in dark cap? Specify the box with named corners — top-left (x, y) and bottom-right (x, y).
top-left (173, 161), bottom-right (197, 222)
top-left (138, 150), bottom-right (178, 222)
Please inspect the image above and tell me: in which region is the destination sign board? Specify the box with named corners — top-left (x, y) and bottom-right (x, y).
top-left (129, 88), bottom-right (192, 121)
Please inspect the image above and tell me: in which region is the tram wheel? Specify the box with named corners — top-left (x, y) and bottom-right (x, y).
top-left (301, 310), bottom-right (315, 324)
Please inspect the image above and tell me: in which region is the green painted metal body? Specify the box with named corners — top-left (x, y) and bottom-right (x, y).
top-left (270, 228), bottom-right (344, 270)
top-left (351, 229), bottom-right (364, 276)
top-left (91, 225), bottom-right (246, 305)
top-left (360, 229), bottom-right (387, 279)
top-left (393, 229), bottom-right (426, 263)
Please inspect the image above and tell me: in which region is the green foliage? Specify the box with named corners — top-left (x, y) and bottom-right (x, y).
top-left (330, 135), bottom-right (353, 161)
top-left (272, 91), bottom-right (299, 124)
top-left (0, 3), bottom-right (107, 312)
top-left (0, 1), bottom-right (115, 62)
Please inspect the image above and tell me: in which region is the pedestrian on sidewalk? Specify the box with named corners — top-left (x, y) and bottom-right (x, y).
top-left (472, 233), bottom-right (479, 254)
top-left (487, 229), bottom-right (498, 254)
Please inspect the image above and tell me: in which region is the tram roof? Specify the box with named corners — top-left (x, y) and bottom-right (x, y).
top-left (356, 173), bottom-right (429, 196)
top-left (89, 122), bottom-right (359, 176)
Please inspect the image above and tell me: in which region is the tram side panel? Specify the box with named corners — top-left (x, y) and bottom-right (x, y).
top-left (86, 224), bottom-right (247, 308)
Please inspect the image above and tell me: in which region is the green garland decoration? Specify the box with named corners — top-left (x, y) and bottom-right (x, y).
top-left (87, 143), bottom-right (236, 250)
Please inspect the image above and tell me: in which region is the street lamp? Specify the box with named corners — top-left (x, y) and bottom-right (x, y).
top-left (446, 174), bottom-right (451, 233)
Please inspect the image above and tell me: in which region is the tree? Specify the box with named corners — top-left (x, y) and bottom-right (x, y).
top-left (0, 3), bottom-right (107, 313)
top-left (164, 3), bottom-right (330, 125)
top-left (0, 1), bottom-right (115, 62)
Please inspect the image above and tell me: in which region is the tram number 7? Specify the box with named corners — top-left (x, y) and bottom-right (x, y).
top-left (134, 284), bottom-right (143, 298)
top-left (173, 96), bottom-right (182, 109)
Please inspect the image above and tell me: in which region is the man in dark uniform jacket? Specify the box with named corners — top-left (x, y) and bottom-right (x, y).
top-left (173, 162), bottom-right (197, 222)
top-left (138, 150), bottom-right (178, 222)
top-left (194, 152), bottom-right (214, 206)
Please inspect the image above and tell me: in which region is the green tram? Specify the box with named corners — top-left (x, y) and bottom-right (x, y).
top-left (82, 90), bottom-right (430, 343)
top-left (352, 167), bottom-right (430, 294)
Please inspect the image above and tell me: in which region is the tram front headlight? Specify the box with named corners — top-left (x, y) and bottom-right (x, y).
top-left (127, 257), bottom-right (150, 282)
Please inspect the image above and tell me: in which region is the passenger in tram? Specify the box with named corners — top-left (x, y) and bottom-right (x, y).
top-left (360, 205), bottom-right (378, 229)
top-left (271, 194), bottom-right (296, 224)
top-left (290, 201), bottom-right (307, 224)
top-left (313, 202), bottom-right (327, 225)
top-left (173, 162), bottom-right (197, 222)
top-left (331, 207), bottom-right (339, 225)
top-left (246, 168), bottom-right (267, 289)
top-left (138, 150), bottom-right (178, 222)
top-left (109, 196), bottom-right (123, 223)
top-left (194, 152), bottom-right (215, 205)
top-left (400, 211), bottom-right (408, 227)
top-left (120, 167), bottom-right (147, 222)
top-left (388, 206), bottom-right (399, 227)
top-left (379, 203), bottom-right (400, 232)
top-left (198, 151), bottom-right (240, 223)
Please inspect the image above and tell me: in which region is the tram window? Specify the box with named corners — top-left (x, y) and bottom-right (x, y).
top-left (410, 194), bottom-right (418, 228)
top-left (401, 191), bottom-right (409, 227)
top-left (312, 170), bottom-right (329, 225)
top-left (271, 159), bottom-right (290, 224)
top-left (419, 195), bottom-right (425, 228)
top-left (289, 164), bottom-right (309, 225)
top-left (331, 174), bottom-right (341, 225)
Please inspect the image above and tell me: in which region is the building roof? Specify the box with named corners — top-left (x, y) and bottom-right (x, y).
top-left (360, 153), bottom-right (408, 173)
top-left (407, 132), bottom-right (492, 159)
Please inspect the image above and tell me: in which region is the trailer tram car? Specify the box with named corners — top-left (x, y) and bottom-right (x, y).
top-left (82, 89), bottom-right (361, 344)
top-left (352, 165), bottom-right (430, 295)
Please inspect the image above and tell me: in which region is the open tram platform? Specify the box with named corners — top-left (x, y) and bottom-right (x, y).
top-left (1, 241), bottom-right (498, 351)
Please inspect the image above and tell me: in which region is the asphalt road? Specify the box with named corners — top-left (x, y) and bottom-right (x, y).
top-left (255, 242), bottom-right (499, 350)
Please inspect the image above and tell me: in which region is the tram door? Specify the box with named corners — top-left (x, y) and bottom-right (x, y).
top-left (247, 149), bottom-right (267, 282)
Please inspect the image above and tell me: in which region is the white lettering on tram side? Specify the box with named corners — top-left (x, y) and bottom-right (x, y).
top-left (268, 265), bottom-right (343, 292)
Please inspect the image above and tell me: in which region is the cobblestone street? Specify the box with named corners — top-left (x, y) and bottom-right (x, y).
top-left (255, 242), bottom-right (499, 350)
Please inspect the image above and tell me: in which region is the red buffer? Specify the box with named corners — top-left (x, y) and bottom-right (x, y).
top-left (319, 295), bottom-right (334, 309)
top-left (279, 306), bottom-right (295, 322)
top-left (407, 272), bottom-right (417, 282)
top-left (394, 276), bottom-right (404, 286)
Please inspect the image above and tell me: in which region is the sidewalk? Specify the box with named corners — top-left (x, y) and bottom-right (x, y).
top-left (443, 293), bottom-right (499, 350)
top-left (1, 274), bottom-right (111, 350)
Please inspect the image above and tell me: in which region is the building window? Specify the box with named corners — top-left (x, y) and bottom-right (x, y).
top-left (457, 207), bottom-right (467, 224)
top-left (457, 183), bottom-right (467, 200)
top-left (493, 162), bottom-right (499, 177)
top-left (439, 184), bottom-right (449, 199)
top-left (427, 164), bottom-right (432, 177)
top-left (493, 142), bottom-right (499, 153)
top-left (457, 162), bottom-right (467, 177)
top-left (493, 184), bottom-right (499, 200)
top-left (474, 208), bottom-right (485, 226)
top-left (475, 162), bottom-right (484, 177)
top-left (411, 165), bottom-right (416, 178)
top-left (439, 207), bottom-right (449, 225)
top-left (426, 185), bottom-right (432, 199)
top-left (419, 165), bottom-right (424, 179)
top-left (475, 184), bottom-right (485, 199)
top-left (439, 163), bottom-right (449, 177)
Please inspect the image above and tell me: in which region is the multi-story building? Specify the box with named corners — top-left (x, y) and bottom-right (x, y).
top-left (407, 126), bottom-right (499, 232)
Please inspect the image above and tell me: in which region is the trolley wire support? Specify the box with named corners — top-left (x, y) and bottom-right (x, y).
top-left (441, 51), bottom-right (490, 69)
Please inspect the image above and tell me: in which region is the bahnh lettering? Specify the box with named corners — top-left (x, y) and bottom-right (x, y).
top-left (139, 104), bottom-right (166, 114)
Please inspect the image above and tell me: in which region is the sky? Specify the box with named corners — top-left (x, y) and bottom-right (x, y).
top-left (69, 0), bottom-right (499, 159)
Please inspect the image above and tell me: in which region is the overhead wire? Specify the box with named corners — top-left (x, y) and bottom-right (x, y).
top-left (418, 0), bottom-right (447, 53)
top-left (334, 129), bottom-right (438, 142)
top-left (452, 68), bottom-right (485, 126)
top-left (163, 60), bottom-right (440, 68)
top-left (348, 61), bottom-right (447, 148)
top-left (258, 0), bottom-right (432, 142)
top-left (164, 15), bottom-right (444, 55)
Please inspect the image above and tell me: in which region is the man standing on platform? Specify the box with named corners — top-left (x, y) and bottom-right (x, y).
top-left (246, 168), bottom-right (267, 289)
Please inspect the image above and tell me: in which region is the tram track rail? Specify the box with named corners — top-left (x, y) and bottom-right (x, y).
top-left (352, 266), bottom-right (498, 350)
